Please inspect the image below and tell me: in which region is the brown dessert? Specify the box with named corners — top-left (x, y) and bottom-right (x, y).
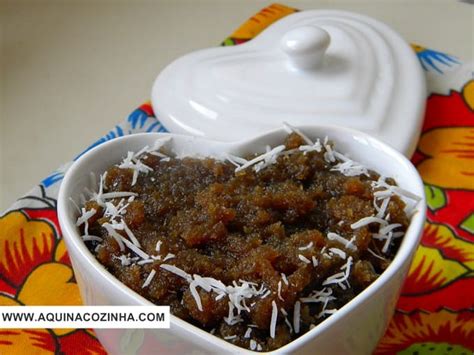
top-left (77, 130), bottom-right (415, 352)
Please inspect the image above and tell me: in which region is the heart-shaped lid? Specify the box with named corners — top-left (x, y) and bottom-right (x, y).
top-left (152, 10), bottom-right (426, 156)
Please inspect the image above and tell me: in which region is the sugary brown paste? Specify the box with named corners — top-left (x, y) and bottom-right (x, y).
top-left (79, 133), bottom-right (411, 351)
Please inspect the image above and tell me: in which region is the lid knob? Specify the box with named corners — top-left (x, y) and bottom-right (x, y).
top-left (281, 26), bottom-right (330, 71)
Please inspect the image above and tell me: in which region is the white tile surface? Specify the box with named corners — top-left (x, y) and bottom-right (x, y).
top-left (1, 0), bottom-right (473, 211)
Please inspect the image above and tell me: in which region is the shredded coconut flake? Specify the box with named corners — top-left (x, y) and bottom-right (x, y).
top-left (350, 216), bottom-right (388, 229)
top-left (137, 258), bottom-right (155, 265)
top-left (158, 266), bottom-right (269, 324)
top-left (284, 315), bottom-right (293, 333)
top-left (277, 281), bottom-right (284, 301)
top-left (142, 269), bottom-right (156, 288)
top-left (234, 145), bottom-right (286, 173)
top-left (226, 154), bottom-right (248, 167)
top-left (380, 232), bottom-right (394, 253)
top-left (250, 339), bottom-right (257, 350)
top-left (160, 264), bottom-right (192, 283)
top-left (282, 122), bottom-right (313, 145)
top-left (329, 247), bottom-right (347, 259)
top-left (102, 223), bottom-right (125, 251)
top-left (189, 280), bottom-right (203, 311)
top-left (163, 253), bottom-right (175, 261)
top-left (120, 236), bottom-right (149, 260)
top-left (371, 176), bottom-right (421, 217)
top-left (318, 308), bottom-right (338, 318)
top-left (300, 287), bottom-right (336, 304)
top-left (379, 223), bottom-right (402, 235)
top-left (323, 139), bottom-right (336, 163)
top-left (327, 232), bottom-right (357, 251)
top-left (114, 254), bottom-right (133, 266)
top-left (270, 300), bottom-right (278, 338)
top-left (322, 256), bottom-right (353, 290)
top-left (81, 235), bottom-right (102, 242)
top-left (298, 242), bottom-right (313, 251)
top-left (101, 191), bottom-right (137, 200)
top-left (103, 200), bottom-right (128, 222)
top-left (155, 240), bottom-right (162, 252)
top-left (123, 223), bottom-right (141, 248)
top-left (375, 197), bottom-right (390, 219)
top-left (298, 139), bottom-right (322, 154)
top-left (76, 208), bottom-right (96, 227)
top-left (367, 248), bottom-right (387, 260)
top-left (331, 159), bottom-right (369, 177)
top-left (293, 300), bottom-right (301, 334)
top-left (244, 327), bottom-right (252, 338)
top-left (298, 254), bottom-right (311, 264)
top-left (117, 151), bottom-right (153, 186)
top-left (372, 176), bottom-right (421, 201)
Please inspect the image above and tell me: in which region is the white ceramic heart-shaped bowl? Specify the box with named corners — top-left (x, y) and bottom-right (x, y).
top-left (58, 125), bottom-right (426, 355)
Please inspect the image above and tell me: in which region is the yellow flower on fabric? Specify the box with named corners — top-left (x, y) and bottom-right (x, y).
top-left (0, 211), bottom-right (83, 339)
top-left (0, 211), bottom-right (56, 288)
top-left (417, 127), bottom-right (474, 190)
top-left (18, 262), bottom-right (81, 306)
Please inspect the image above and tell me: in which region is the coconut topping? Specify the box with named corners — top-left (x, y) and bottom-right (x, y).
top-left (142, 269), bottom-right (156, 289)
top-left (270, 300), bottom-right (278, 339)
top-left (298, 254), bottom-right (311, 264)
top-left (293, 301), bottom-right (301, 334)
top-left (244, 327), bottom-right (252, 338)
top-left (298, 242), bottom-right (313, 251)
top-left (327, 232), bottom-right (357, 251)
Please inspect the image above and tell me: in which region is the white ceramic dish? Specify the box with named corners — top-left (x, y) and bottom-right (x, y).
top-left (58, 126), bottom-right (426, 355)
top-left (152, 10), bottom-right (426, 156)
